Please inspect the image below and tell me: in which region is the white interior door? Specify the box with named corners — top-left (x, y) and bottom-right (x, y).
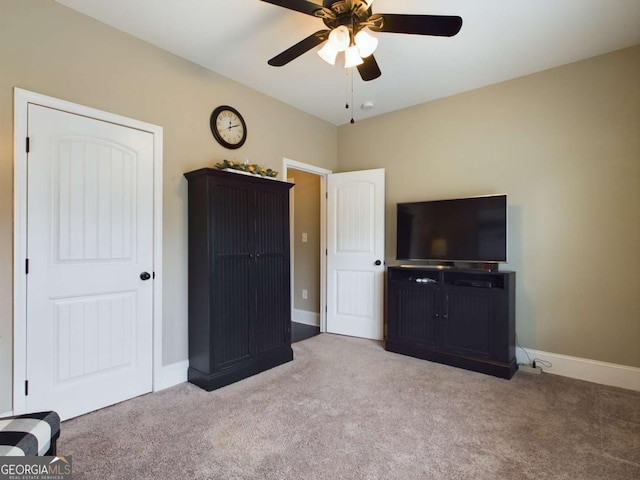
top-left (327, 168), bottom-right (385, 340)
top-left (25, 104), bottom-right (154, 420)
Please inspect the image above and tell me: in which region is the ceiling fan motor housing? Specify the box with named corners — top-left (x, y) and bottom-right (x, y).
top-left (318, 0), bottom-right (375, 34)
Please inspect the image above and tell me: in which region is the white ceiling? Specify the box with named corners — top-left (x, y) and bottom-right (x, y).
top-left (54, 0), bottom-right (640, 125)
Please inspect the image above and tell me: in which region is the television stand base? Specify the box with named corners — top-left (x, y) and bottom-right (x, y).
top-left (386, 266), bottom-right (516, 379)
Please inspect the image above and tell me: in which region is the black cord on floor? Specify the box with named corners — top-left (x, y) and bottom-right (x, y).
top-left (516, 333), bottom-right (553, 369)
top-left (515, 333), bottom-right (533, 364)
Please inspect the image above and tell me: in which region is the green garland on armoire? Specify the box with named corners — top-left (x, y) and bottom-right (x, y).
top-left (215, 159), bottom-right (278, 178)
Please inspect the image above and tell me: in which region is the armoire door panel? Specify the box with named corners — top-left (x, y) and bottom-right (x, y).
top-left (211, 182), bottom-right (251, 256)
top-left (254, 188), bottom-right (289, 254)
top-left (211, 256), bottom-right (252, 368)
top-left (253, 256), bottom-right (290, 355)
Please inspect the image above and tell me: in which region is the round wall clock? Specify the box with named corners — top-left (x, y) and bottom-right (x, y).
top-left (210, 105), bottom-right (247, 149)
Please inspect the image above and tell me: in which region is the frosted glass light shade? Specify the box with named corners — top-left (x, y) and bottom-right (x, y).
top-left (318, 43), bottom-right (339, 65)
top-left (355, 30), bottom-right (378, 58)
top-left (344, 45), bottom-right (364, 68)
top-left (328, 25), bottom-right (350, 52)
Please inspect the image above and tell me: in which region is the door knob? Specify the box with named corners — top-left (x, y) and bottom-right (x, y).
top-left (374, 260), bottom-right (382, 266)
top-left (140, 272), bottom-right (151, 281)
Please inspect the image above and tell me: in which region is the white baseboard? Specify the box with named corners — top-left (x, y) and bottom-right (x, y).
top-left (154, 360), bottom-right (188, 392)
top-left (516, 348), bottom-right (640, 392)
top-left (292, 309), bottom-right (320, 327)
top-left (0, 410), bottom-right (13, 418)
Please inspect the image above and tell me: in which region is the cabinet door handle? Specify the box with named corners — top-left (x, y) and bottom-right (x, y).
top-left (248, 253), bottom-right (254, 259)
top-left (444, 294), bottom-right (449, 319)
top-left (374, 259), bottom-right (382, 266)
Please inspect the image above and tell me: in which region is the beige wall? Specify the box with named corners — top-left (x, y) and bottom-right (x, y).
top-left (338, 45), bottom-right (640, 368)
top-left (291, 170), bottom-right (321, 314)
top-left (0, 0), bottom-right (338, 412)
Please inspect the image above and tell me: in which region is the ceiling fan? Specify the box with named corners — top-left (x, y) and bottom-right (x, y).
top-left (261, 0), bottom-right (463, 81)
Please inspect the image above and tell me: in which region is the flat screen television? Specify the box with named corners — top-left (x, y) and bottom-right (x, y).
top-left (396, 194), bottom-right (507, 263)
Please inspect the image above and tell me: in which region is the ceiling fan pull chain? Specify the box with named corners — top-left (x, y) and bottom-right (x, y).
top-left (345, 68), bottom-right (350, 109)
top-left (350, 68), bottom-right (355, 124)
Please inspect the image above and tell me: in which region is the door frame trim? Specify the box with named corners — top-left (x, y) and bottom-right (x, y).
top-left (12, 88), bottom-right (164, 414)
top-left (282, 158), bottom-right (331, 333)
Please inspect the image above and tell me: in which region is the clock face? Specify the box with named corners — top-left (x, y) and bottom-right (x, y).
top-left (210, 106), bottom-right (247, 149)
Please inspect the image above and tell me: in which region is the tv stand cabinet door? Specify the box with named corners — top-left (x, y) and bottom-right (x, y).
top-left (388, 283), bottom-right (439, 348)
top-left (441, 288), bottom-right (498, 359)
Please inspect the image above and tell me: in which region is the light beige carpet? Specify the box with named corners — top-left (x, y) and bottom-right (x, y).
top-left (60, 334), bottom-right (640, 479)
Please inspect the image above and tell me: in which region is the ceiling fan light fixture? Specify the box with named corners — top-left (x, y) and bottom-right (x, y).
top-left (328, 25), bottom-right (351, 52)
top-left (318, 42), bottom-right (339, 65)
top-left (354, 30), bottom-right (378, 58)
top-left (344, 45), bottom-right (364, 68)
top-left (264, 0), bottom-right (464, 84)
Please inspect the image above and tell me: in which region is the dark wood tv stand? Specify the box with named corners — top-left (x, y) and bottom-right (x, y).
top-left (386, 266), bottom-right (517, 379)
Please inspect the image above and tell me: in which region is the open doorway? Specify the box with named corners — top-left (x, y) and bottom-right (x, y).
top-left (290, 169), bottom-right (321, 342)
top-left (283, 159), bottom-right (331, 342)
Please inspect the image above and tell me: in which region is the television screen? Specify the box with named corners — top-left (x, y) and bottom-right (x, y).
top-left (396, 195), bottom-right (507, 263)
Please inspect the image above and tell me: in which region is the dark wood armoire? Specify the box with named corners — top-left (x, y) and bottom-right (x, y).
top-left (184, 168), bottom-right (294, 391)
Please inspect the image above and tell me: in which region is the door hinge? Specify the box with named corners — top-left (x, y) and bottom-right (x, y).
top-left (325, 249), bottom-right (328, 256)
top-left (325, 192), bottom-right (328, 199)
top-left (25, 380), bottom-right (29, 396)
top-left (26, 137), bottom-right (30, 153)
top-left (25, 258), bottom-right (29, 274)
top-left (152, 272), bottom-right (156, 279)
top-left (325, 305), bottom-right (327, 313)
